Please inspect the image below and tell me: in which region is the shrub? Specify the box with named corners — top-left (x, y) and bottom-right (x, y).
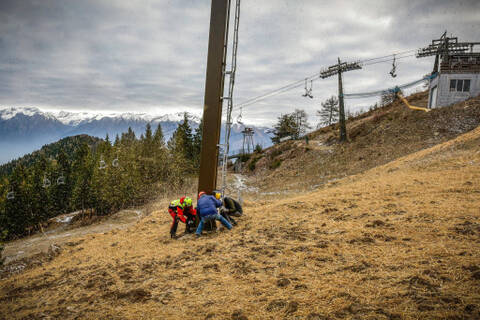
top-left (248, 156), bottom-right (261, 171)
top-left (269, 149), bottom-right (282, 159)
top-left (254, 144), bottom-right (263, 153)
top-left (269, 158), bottom-right (282, 170)
top-left (239, 154), bottom-right (251, 163)
top-left (0, 230), bottom-right (6, 267)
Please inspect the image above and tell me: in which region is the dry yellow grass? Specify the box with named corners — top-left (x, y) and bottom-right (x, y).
top-left (1, 127), bottom-right (480, 319)
top-left (248, 92), bottom-right (480, 195)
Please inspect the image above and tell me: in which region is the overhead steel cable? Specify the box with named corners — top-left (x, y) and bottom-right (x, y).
top-left (344, 74), bottom-right (436, 99)
top-left (362, 53), bottom-right (417, 66)
top-left (356, 49), bottom-right (416, 64)
top-left (233, 50), bottom-right (419, 112)
top-left (233, 71), bottom-right (321, 110)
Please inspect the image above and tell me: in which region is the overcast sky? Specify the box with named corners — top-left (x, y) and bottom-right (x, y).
top-left (0, 0), bottom-right (479, 126)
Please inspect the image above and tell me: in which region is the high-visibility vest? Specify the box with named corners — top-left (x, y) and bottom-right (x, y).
top-left (170, 199), bottom-right (184, 208)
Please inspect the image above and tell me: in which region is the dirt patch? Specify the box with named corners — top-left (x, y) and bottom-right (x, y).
top-left (266, 299), bottom-right (287, 312)
top-left (114, 288), bottom-right (152, 303)
top-left (276, 278), bottom-right (291, 287)
top-left (453, 221), bottom-right (480, 235)
top-left (231, 310), bottom-right (248, 320)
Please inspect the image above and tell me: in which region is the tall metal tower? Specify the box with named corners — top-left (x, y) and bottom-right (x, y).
top-left (320, 58), bottom-right (362, 142)
top-left (241, 127), bottom-right (255, 154)
top-left (416, 31), bottom-right (480, 74)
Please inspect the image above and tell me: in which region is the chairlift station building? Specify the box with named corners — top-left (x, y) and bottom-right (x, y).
top-left (419, 33), bottom-right (480, 109)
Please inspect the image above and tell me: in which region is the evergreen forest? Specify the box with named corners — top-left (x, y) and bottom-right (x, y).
top-left (0, 113), bottom-right (202, 240)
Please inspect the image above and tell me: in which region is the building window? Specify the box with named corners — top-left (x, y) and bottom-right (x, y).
top-left (450, 79), bottom-right (471, 92)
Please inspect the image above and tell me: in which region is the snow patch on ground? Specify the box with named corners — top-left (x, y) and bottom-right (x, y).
top-left (232, 174), bottom-right (259, 193)
top-left (54, 211), bottom-right (81, 224)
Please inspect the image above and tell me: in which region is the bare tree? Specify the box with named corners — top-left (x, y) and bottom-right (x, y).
top-left (380, 90), bottom-right (399, 107)
top-left (293, 109), bottom-right (311, 138)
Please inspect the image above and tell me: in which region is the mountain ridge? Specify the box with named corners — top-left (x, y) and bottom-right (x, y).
top-left (0, 107), bottom-right (274, 164)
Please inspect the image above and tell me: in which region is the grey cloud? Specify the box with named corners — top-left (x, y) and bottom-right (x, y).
top-left (0, 0), bottom-right (479, 126)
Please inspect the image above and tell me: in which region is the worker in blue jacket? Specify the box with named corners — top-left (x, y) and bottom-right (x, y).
top-left (196, 191), bottom-right (233, 237)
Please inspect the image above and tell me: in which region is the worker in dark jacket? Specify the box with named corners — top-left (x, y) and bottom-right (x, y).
top-left (196, 191), bottom-right (232, 237)
top-left (220, 196), bottom-right (243, 226)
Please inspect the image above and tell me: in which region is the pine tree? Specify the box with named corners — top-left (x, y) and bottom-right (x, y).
top-left (139, 123), bottom-right (157, 189)
top-left (168, 113), bottom-right (194, 166)
top-left (179, 112), bottom-right (194, 160)
top-left (317, 96), bottom-right (339, 128)
top-left (192, 118), bottom-right (203, 169)
top-left (121, 127), bottom-right (136, 146)
top-left (114, 134), bottom-right (120, 146)
top-left (71, 143), bottom-right (94, 214)
top-left (51, 150), bottom-right (72, 215)
top-left (272, 113), bottom-right (299, 144)
top-left (167, 113), bottom-right (195, 179)
top-left (153, 123), bottom-right (165, 147)
top-left (144, 123), bottom-right (153, 143)
top-left (0, 178), bottom-right (8, 239)
top-left (151, 123), bottom-right (168, 181)
top-left (4, 164), bottom-right (30, 236)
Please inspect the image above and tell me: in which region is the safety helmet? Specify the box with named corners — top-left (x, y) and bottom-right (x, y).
top-left (171, 199), bottom-right (182, 207)
top-left (183, 197), bottom-right (192, 207)
top-left (198, 191), bottom-right (206, 198)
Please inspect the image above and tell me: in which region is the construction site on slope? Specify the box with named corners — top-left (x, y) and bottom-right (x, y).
top-left (1, 92), bottom-right (480, 319)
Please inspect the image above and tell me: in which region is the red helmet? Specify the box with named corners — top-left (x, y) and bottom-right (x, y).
top-left (198, 191), bottom-right (206, 198)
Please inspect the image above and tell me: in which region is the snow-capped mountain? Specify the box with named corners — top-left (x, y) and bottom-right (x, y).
top-left (0, 107), bottom-right (273, 164)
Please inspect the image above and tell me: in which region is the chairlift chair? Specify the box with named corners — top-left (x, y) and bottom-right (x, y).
top-left (99, 157), bottom-right (107, 170)
top-left (302, 79), bottom-right (313, 98)
top-left (390, 55), bottom-right (397, 78)
top-left (236, 108), bottom-right (244, 126)
top-left (43, 175), bottom-right (51, 188)
top-left (302, 78), bottom-right (309, 97)
top-left (57, 174), bottom-right (65, 185)
top-left (7, 191), bottom-right (15, 200)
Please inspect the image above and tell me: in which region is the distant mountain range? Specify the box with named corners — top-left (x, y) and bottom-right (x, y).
top-left (0, 107), bottom-right (274, 164)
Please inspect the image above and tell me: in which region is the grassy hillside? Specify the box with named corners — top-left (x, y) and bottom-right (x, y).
top-left (1, 117), bottom-right (479, 319)
top-left (244, 91), bottom-right (480, 194)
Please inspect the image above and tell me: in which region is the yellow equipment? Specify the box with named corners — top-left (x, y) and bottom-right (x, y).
top-left (396, 92), bottom-right (430, 112)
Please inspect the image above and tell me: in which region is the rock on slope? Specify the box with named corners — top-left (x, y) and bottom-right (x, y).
top-left (1, 124), bottom-right (479, 319)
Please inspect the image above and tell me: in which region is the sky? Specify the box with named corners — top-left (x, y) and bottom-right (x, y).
top-left (0, 0), bottom-right (479, 126)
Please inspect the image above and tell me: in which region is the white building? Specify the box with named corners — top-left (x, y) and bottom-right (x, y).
top-left (422, 34), bottom-right (480, 108)
top-left (428, 55), bottom-right (480, 108)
